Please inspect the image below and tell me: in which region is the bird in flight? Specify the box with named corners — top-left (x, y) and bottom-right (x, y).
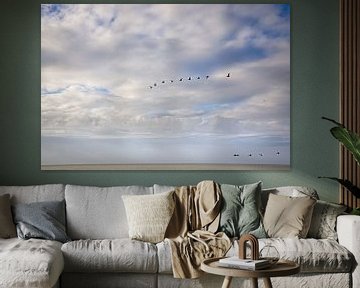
top-left (148, 73), bottom-right (231, 88)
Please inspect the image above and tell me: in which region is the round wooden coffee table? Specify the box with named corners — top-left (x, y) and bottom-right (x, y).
top-left (201, 257), bottom-right (300, 288)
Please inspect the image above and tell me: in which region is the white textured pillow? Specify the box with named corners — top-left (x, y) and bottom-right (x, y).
top-left (307, 200), bottom-right (347, 240)
top-left (122, 191), bottom-right (175, 243)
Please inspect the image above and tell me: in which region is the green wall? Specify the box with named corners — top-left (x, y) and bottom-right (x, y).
top-left (0, 0), bottom-right (340, 203)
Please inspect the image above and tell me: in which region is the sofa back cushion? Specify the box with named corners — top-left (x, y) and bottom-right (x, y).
top-left (65, 185), bottom-right (153, 239)
top-left (0, 184), bottom-right (65, 204)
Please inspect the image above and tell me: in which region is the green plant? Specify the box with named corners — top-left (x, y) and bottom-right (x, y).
top-left (352, 207), bottom-right (360, 215)
top-left (319, 117), bottom-right (360, 199)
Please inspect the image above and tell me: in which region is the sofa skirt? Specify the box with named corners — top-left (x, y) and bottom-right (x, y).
top-left (60, 273), bottom-right (157, 288)
top-left (60, 272), bottom-right (351, 288)
top-left (157, 272), bottom-right (351, 288)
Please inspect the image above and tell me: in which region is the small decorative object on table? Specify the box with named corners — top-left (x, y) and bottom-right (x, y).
top-left (259, 245), bottom-right (280, 265)
top-left (218, 234), bottom-right (272, 270)
top-left (238, 233), bottom-right (259, 260)
top-left (201, 234), bottom-right (300, 288)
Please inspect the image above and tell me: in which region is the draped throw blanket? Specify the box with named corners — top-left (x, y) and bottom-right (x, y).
top-left (165, 180), bottom-right (231, 279)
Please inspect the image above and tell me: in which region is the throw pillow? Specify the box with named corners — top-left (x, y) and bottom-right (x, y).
top-left (218, 182), bottom-right (266, 238)
top-left (0, 194), bottom-right (17, 238)
top-left (12, 200), bottom-right (70, 243)
top-left (122, 190), bottom-right (175, 243)
top-left (307, 200), bottom-right (347, 240)
top-left (263, 193), bottom-right (316, 238)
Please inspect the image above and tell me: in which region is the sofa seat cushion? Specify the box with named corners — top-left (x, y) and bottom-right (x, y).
top-left (227, 238), bottom-right (353, 273)
top-left (0, 238), bottom-right (64, 288)
top-left (62, 239), bottom-right (158, 273)
top-left (157, 238), bottom-right (354, 274)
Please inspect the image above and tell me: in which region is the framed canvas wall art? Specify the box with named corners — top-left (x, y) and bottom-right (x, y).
top-left (41, 4), bottom-right (290, 170)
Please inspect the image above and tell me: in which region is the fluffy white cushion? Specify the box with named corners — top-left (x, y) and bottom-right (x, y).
top-left (122, 191), bottom-right (175, 243)
top-left (263, 193), bottom-right (316, 238)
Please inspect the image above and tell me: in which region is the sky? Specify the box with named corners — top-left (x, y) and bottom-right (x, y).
top-left (41, 4), bottom-right (290, 167)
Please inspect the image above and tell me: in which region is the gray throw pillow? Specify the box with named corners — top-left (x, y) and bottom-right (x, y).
top-left (218, 182), bottom-right (266, 238)
top-left (0, 194), bottom-right (17, 238)
top-left (12, 200), bottom-right (70, 243)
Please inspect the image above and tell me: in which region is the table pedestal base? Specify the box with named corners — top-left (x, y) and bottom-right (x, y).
top-left (221, 276), bottom-right (273, 288)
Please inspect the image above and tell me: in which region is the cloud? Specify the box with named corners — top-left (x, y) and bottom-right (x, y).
top-left (41, 4), bottom-right (290, 165)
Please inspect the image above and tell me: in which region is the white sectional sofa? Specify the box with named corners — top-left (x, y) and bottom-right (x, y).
top-left (0, 183), bottom-right (359, 288)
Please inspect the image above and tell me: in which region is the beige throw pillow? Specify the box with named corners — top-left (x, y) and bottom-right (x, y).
top-left (122, 191), bottom-right (175, 243)
top-left (0, 194), bottom-right (17, 238)
top-left (263, 193), bottom-right (316, 238)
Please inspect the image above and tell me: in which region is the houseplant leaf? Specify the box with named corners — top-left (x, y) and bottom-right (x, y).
top-left (330, 127), bottom-right (360, 165)
top-left (322, 117), bottom-right (360, 165)
top-left (321, 117), bottom-right (360, 204)
top-left (318, 177), bottom-right (360, 199)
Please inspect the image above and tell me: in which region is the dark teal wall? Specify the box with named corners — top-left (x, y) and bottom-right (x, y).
top-left (0, 0), bottom-right (340, 202)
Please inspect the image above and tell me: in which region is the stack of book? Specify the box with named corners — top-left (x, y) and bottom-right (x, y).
top-left (218, 257), bottom-right (271, 270)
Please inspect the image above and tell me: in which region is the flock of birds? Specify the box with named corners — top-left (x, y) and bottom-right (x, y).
top-left (148, 73), bottom-right (231, 89)
top-left (147, 71), bottom-right (281, 160)
top-left (233, 151), bottom-right (281, 157)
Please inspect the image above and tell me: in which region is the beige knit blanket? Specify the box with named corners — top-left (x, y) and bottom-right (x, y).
top-left (165, 180), bottom-right (231, 279)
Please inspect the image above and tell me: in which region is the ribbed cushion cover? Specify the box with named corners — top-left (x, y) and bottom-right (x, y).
top-left (122, 191), bottom-right (175, 243)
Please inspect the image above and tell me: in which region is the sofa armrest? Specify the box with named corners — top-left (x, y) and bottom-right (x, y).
top-left (337, 215), bottom-right (360, 288)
